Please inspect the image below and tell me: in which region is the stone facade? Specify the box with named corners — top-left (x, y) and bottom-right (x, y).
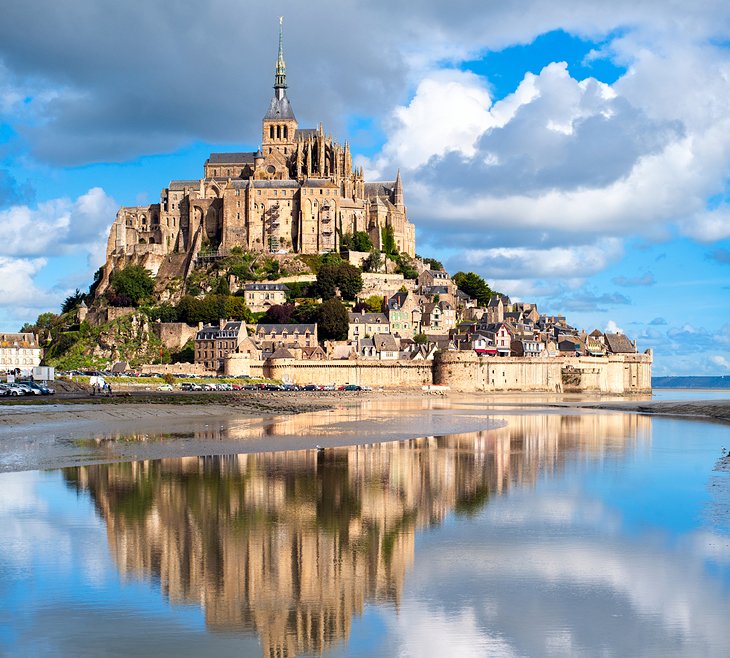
top-left (101, 22), bottom-right (415, 295)
top-left (0, 332), bottom-right (42, 373)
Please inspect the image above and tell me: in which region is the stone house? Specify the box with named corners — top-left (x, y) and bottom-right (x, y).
top-left (347, 311), bottom-right (389, 341)
top-left (252, 323), bottom-right (317, 348)
top-left (604, 333), bottom-right (637, 354)
top-left (421, 300), bottom-right (456, 335)
top-left (242, 282), bottom-right (289, 312)
top-left (386, 291), bottom-right (422, 337)
top-left (0, 332), bottom-right (42, 374)
top-left (485, 295), bottom-right (512, 324)
top-left (373, 334), bottom-right (400, 360)
top-left (194, 320), bottom-right (247, 371)
top-left (476, 322), bottom-right (513, 356)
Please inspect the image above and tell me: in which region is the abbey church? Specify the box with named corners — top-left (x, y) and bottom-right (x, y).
top-left (104, 22), bottom-right (416, 284)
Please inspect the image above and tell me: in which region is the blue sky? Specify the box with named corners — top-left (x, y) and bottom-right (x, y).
top-left (1, 0), bottom-right (730, 375)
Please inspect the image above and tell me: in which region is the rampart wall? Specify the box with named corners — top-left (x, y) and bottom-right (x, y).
top-left (432, 352), bottom-right (652, 394)
top-left (225, 350), bottom-right (652, 393)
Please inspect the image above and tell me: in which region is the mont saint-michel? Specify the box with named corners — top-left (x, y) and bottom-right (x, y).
top-left (11, 23), bottom-right (653, 395)
top-left (101, 25), bottom-right (414, 295)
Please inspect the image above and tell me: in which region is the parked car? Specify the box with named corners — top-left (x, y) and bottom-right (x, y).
top-left (18, 381), bottom-right (54, 395)
top-left (301, 384), bottom-right (319, 391)
top-left (14, 382), bottom-right (40, 395)
top-left (1, 383), bottom-right (27, 396)
top-left (340, 384), bottom-right (362, 391)
top-left (157, 384), bottom-right (174, 391)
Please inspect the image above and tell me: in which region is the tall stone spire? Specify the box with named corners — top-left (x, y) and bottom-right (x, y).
top-left (394, 168), bottom-right (404, 208)
top-left (263, 17), bottom-right (296, 122)
top-left (274, 16), bottom-right (286, 98)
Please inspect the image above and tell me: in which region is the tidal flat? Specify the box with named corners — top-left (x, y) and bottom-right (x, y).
top-left (1, 392), bottom-right (730, 657)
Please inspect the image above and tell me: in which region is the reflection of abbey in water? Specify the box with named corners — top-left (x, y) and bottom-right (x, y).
top-left (65, 413), bottom-right (648, 658)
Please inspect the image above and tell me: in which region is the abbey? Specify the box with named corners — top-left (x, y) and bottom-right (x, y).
top-left (105, 23), bottom-right (415, 278)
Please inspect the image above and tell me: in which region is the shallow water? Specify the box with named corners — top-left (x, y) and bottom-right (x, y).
top-left (2, 411), bottom-right (730, 657)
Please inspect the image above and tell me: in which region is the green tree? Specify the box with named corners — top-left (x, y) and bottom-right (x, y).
top-left (292, 302), bottom-right (320, 324)
top-left (363, 295), bottom-right (384, 312)
top-left (223, 295), bottom-right (252, 321)
top-left (337, 262), bottom-right (363, 301)
top-left (110, 265), bottom-right (155, 306)
top-left (215, 276), bottom-right (231, 296)
top-left (316, 263), bottom-right (340, 300)
top-left (381, 225), bottom-right (397, 256)
top-left (418, 255), bottom-right (444, 271)
top-left (316, 298), bottom-right (349, 341)
top-left (146, 303), bottom-right (179, 322)
top-left (452, 271), bottom-right (494, 307)
top-left (352, 231), bottom-right (373, 252)
top-left (61, 289), bottom-right (86, 314)
top-left (362, 249), bottom-right (382, 273)
top-left (413, 333), bottom-right (429, 345)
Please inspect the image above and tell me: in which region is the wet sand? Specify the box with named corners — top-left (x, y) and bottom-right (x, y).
top-left (2, 390), bottom-right (728, 473)
top-left (557, 399), bottom-right (730, 423)
top-left (0, 391), bottom-right (504, 472)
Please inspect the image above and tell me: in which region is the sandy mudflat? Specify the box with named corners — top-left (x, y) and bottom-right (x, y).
top-left (2, 390), bottom-right (729, 474)
top-left (554, 399), bottom-right (730, 423)
top-left (0, 390), bottom-right (503, 473)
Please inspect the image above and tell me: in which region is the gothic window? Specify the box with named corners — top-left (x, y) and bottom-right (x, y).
top-left (270, 126), bottom-right (274, 139)
top-left (276, 125), bottom-right (281, 139)
top-left (283, 126), bottom-right (288, 139)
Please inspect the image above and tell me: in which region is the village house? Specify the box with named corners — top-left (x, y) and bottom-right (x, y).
top-left (348, 311), bottom-right (390, 341)
top-left (194, 321), bottom-right (247, 371)
top-left (252, 323), bottom-right (317, 349)
top-left (242, 282), bottom-right (289, 312)
top-left (373, 333), bottom-right (400, 360)
top-left (604, 333), bottom-right (637, 354)
top-left (485, 295), bottom-right (511, 324)
top-left (421, 300), bottom-right (456, 335)
top-left (387, 291), bottom-right (422, 337)
top-left (0, 332), bottom-right (42, 374)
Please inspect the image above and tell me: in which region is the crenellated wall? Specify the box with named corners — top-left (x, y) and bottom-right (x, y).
top-left (223, 350), bottom-right (652, 393)
top-left (432, 351), bottom-right (653, 394)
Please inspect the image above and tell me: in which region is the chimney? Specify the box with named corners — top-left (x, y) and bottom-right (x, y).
top-left (219, 318), bottom-right (225, 330)
top-left (198, 322), bottom-right (203, 331)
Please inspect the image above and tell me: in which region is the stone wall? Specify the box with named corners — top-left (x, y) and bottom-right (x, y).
top-left (86, 306), bottom-right (137, 326)
top-left (432, 351), bottom-right (653, 394)
top-left (152, 322), bottom-right (198, 351)
top-left (139, 363), bottom-right (214, 376)
top-left (360, 273), bottom-right (413, 300)
top-left (225, 355), bottom-right (431, 387)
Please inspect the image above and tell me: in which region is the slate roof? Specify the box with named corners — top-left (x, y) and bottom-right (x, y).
top-left (364, 182), bottom-right (395, 199)
top-left (264, 94), bottom-right (296, 120)
top-left (168, 180), bottom-right (200, 191)
top-left (255, 323), bottom-right (316, 335)
top-left (374, 334), bottom-right (399, 351)
top-left (301, 178), bottom-right (338, 188)
top-left (208, 152), bottom-right (256, 164)
top-left (269, 347), bottom-right (295, 359)
top-left (244, 283), bottom-right (289, 291)
top-left (295, 128), bottom-right (317, 140)
top-left (196, 321), bottom-right (245, 340)
top-left (348, 312), bottom-right (388, 325)
top-left (604, 333), bottom-right (636, 353)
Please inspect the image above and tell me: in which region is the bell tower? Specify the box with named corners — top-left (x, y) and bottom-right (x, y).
top-left (262, 17), bottom-right (297, 158)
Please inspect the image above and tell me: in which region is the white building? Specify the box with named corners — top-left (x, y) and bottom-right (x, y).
top-left (0, 333), bottom-right (42, 373)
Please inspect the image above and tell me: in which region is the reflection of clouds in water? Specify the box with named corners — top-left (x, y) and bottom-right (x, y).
top-left (402, 490), bottom-right (730, 657)
top-left (390, 603), bottom-right (520, 658)
top-left (0, 471), bottom-right (104, 585)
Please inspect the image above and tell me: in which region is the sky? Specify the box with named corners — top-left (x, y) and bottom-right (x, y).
top-left (1, 1), bottom-right (730, 376)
